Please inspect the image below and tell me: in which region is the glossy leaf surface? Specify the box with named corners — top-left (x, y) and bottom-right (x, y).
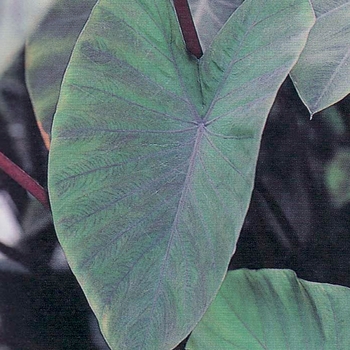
top-left (25, 0), bottom-right (97, 141)
top-left (187, 269), bottom-right (350, 350)
top-left (48, 0), bottom-right (314, 349)
top-left (290, 0), bottom-right (350, 115)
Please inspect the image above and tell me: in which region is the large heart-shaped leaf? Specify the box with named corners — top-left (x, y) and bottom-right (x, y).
top-left (25, 0), bottom-right (97, 143)
top-left (48, 0), bottom-right (314, 349)
top-left (187, 269), bottom-right (350, 349)
top-left (290, 0), bottom-right (350, 115)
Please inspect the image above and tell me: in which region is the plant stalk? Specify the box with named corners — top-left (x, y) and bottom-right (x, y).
top-left (0, 151), bottom-right (50, 209)
top-left (174, 0), bottom-right (203, 58)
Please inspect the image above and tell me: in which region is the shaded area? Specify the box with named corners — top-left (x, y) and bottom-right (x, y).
top-left (0, 55), bottom-right (109, 350)
top-left (0, 271), bottom-right (94, 350)
top-left (231, 78), bottom-right (350, 288)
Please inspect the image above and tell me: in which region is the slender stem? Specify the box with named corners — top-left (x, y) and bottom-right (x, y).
top-left (0, 151), bottom-right (50, 209)
top-left (174, 0), bottom-right (203, 59)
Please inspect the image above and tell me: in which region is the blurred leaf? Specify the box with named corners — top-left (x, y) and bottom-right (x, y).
top-left (48, 0), bottom-right (314, 349)
top-left (290, 1), bottom-right (350, 115)
top-left (25, 0), bottom-right (97, 141)
top-left (0, 0), bottom-right (54, 78)
top-left (189, 0), bottom-right (244, 51)
top-left (321, 105), bottom-right (347, 136)
top-left (325, 148), bottom-right (350, 207)
top-left (187, 269), bottom-right (350, 350)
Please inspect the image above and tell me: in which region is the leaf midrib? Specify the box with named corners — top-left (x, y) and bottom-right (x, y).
top-left (126, 3), bottom-right (300, 334)
top-left (141, 123), bottom-right (206, 344)
top-left (313, 46), bottom-right (350, 112)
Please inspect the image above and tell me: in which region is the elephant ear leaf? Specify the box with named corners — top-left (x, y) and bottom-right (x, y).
top-left (48, 0), bottom-right (314, 349)
top-left (290, 0), bottom-right (350, 115)
top-left (187, 269), bottom-right (350, 350)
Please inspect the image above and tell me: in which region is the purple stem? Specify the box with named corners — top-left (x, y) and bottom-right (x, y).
top-left (0, 151), bottom-right (50, 209)
top-left (174, 0), bottom-right (203, 59)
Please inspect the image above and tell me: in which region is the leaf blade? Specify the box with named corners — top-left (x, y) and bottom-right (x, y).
top-left (187, 269), bottom-right (350, 350)
top-left (48, 0), bottom-right (314, 349)
top-left (290, 1), bottom-right (350, 115)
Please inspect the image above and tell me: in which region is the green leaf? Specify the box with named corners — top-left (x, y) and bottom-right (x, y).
top-left (290, 0), bottom-right (350, 115)
top-left (189, 0), bottom-right (244, 51)
top-left (310, 0), bottom-right (349, 17)
top-left (25, 0), bottom-right (97, 140)
top-left (48, 0), bottom-right (314, 349)
top-left (187, 269), bottom-right (350, 350)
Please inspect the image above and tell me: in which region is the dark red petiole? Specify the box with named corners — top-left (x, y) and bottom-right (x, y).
top-left (174, 0), bottom-right (203, 59)
top-left (0, 151), bottom-right (50, 209)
